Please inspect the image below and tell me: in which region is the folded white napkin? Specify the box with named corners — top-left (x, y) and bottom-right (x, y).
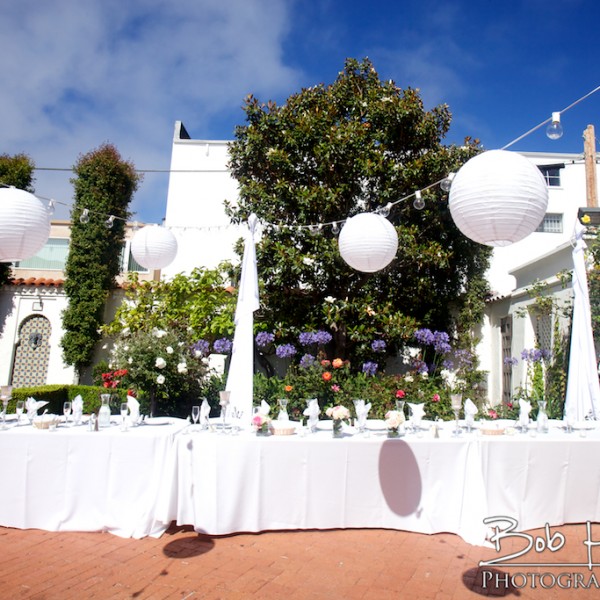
top-left (353, 400), bottom-right (371, 429)
top-left (408, 402), bottom-right (425, 426)
top-left (72, 394), bottom-right (83, 424)
top-left (464, 398), bottom-right (478, 428)
top-left (127, 395), bottom-right (140, 424)
top-left (200, 398), bottom-right (211, 425)
top-left (303, 398), bottom-right (320, 430)
top-left (258, 400), bottom-right (271, 416)
top-left (518, 399), bottom-right (531, 427)
top-left (26, 397), bottom-right (48, 419)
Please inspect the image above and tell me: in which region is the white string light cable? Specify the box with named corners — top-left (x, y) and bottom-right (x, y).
top-left (7, 84), bottom-right (600, 233)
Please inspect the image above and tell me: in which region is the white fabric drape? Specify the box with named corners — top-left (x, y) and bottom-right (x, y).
top-left (225, 214), bottom-right (259, 424)
top-left (565, 221), bottom-right (600, 421)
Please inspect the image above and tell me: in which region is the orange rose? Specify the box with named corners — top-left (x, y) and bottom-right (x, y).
top-left (332, 358), bottom-right (343, 369)
top-left (322, 371), bottom-right (332, 381)
top-left (284, 385), bottom-right (293, 392)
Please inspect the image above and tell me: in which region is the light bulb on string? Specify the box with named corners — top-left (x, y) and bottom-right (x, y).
top-left (105, 215), bottom-right (115, 229)
top-left (413, 190), bottom-right (425, 210)
top-left (47, 200), bottom-right (56, 215)
top-left (331, 222), bottom-right (340, 235)
top-left (309, 224), bottom-right (322, 236)
top-left (440, 173), bottom-right (455, 193)
top-left (79, 209), bottom-right (90, 224)
top-left (546, 112), bottom-right (563, 140)
top-left (377, 203), bottom-right (392, 218)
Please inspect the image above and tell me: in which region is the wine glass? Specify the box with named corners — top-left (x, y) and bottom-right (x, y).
top-left (219, 391), bottom-right (230, 433)
top-left (450, 393), bottom-right (463, 436)
top-left (16, 400), bottom-right (24, 425)
top-left (191, 405), bottom-right (200, 431)
top-left (63, 401), bottom-right (72, 427)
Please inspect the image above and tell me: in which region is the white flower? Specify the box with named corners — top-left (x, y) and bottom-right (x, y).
top-left (101, 343), bottom-right (108, 350)
top-left (121, 327), bottom-right (130, 337)
top-left (404, 375), bottom-right (414, 383)
top-left (123, 345), bottom-right (129, 352)
top-left (128, 357), bottom-right (133, 364)
top-left (324, 296), bottom-right (336, 304)
top-left (166, 346), bottom-right (174, 354)
top-left (155, 357), bottom-right (167, 369)
top-left (152, 328), bottom-right (167, 338)
top-left (156, 374), bottom-right (165, 385)
top-left (177, 362), bottom-right (188, 374)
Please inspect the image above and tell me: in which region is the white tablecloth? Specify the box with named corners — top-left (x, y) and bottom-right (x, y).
top-left (160, 422), bottom-right (600, 546)
top-left (0, 417), bottom-right (188, 538)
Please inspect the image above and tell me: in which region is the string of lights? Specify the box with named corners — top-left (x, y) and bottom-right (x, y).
top-left (8, 83), bottom-right (600, 234)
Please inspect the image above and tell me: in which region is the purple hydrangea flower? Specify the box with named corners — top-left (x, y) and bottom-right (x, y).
top-left (213, 338), bottom-right (233, 354)
top-left (276, 343), bottom-right (297, 359)
top-left (255, 331), bottom-right (275, 348)
top-left (298, 332), bottom-right (315, 346)
top-left (432, 331), bottom-right (451, 354)
top-left (414, 328), bottom-right (435, 345)
top-left (371, 339), bottom-right (386, 353)
top-left (192, 339), bottom-right (210, 356)
top-left (362, 361), bottom-right (378, 376)
top-left (314, 330), bottom-right (332, 345)
top-left (299, 353), bottom-right (317, 368)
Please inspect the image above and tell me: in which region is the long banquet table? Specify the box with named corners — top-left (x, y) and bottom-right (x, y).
top-left (0, 417), bottom-right (188, 538)
top-left (158, 421), bottom-right (600, 547)
top-left (2, 416), bottom-right (600, 546)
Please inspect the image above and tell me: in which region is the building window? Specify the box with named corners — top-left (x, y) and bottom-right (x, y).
top-left (13, 238), bottom-right (69, 270)
top-left (121, 243), bottom-right (147, 273)
top-left (536, 213), bottom-right (563, 233)
top-left (538, 164), bottom-right (562, 187)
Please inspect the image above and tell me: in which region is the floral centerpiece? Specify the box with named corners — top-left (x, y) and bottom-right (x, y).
top-left (384, 409), bottom-right (405, 438)
top-left (252, 413), bottom-right (271, 436)
top-left (326, 405), bottom-right (350, 438)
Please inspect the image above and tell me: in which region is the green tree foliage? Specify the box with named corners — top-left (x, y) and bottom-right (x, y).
top-left (227, 58), bottom-right (491, 365)
top-left (61, 143), bottom-right (140, 375)
top-left (103, 268), bottom-right (236, 341)
top-left (0, 153), bottom-right (36, 286)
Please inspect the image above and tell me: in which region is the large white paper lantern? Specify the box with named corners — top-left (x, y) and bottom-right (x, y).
top-left (0, 187), bottom-right (51, 262)
top-left (130, 224), bottom-right (178, 270)
top-left (448, 150), bottom-right (548, 247)
top-left (338, 212), bottom-right (398, 272)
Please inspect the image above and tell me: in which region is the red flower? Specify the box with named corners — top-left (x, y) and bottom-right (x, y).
top-left (322, 371), bottom-right (332, 382)
top-left (395, 390), bottom-right (405, 399)
top-left (321, 360), bottom-right (331, 367)
top-left (432, 394), bottom-right (440, 402)
top-left (488, 409), bottom-right (498, 420)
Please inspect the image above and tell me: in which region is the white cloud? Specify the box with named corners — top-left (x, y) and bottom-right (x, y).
top-left (0, 0), bottom-right (301, 222)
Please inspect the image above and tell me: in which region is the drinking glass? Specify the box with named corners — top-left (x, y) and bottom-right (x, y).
top-left (277, 398), bottom-right (289, 421)
top-left (219, 391), bottom-right (230, 433)
top-left (120, 402), bottom-right (129, 421)
top-left (191, 405), bottom-right (200, 431)
top-left (450, 393), bottom-right (463, 436)
top-left (16, 400), bottom-right (24, 425)
top-left (63, 401), bottom-right (72, 426)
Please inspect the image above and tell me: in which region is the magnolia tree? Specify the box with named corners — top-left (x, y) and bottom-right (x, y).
top-left (227, 58), bottom-right (491, 369)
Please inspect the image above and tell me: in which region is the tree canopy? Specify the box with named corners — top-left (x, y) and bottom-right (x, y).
top-left (61, 143), bottom-right (140, 376)
top-left (227, 58), bottom-right (491, 366)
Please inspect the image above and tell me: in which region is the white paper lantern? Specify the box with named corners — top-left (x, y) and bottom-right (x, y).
top-left (0, 187), bottom-right (51, 262)
top-left (448, 150), bottom-right (548, 247)
top-left (338, 212), bottom-right (398, 272)
top-left (130, 224), bottom-right (178, 270)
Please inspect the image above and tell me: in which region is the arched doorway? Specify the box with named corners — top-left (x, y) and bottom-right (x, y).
top-left (11, 315), bottom-right (52, 387)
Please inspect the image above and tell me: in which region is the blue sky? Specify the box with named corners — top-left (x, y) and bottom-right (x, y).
top-left (1, 0), bottom-right (599, 224)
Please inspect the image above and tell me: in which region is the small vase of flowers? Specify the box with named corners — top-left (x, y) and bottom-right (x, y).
top-left (252, 413), bottom-right (271, 436)
top-left (385, 409), bottom-right (405, 438)
top-left (326, 405), bottom-right (350, 438)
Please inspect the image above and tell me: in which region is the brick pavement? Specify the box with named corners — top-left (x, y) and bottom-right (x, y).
top-left (1, 523), bottom-right (600, 599)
